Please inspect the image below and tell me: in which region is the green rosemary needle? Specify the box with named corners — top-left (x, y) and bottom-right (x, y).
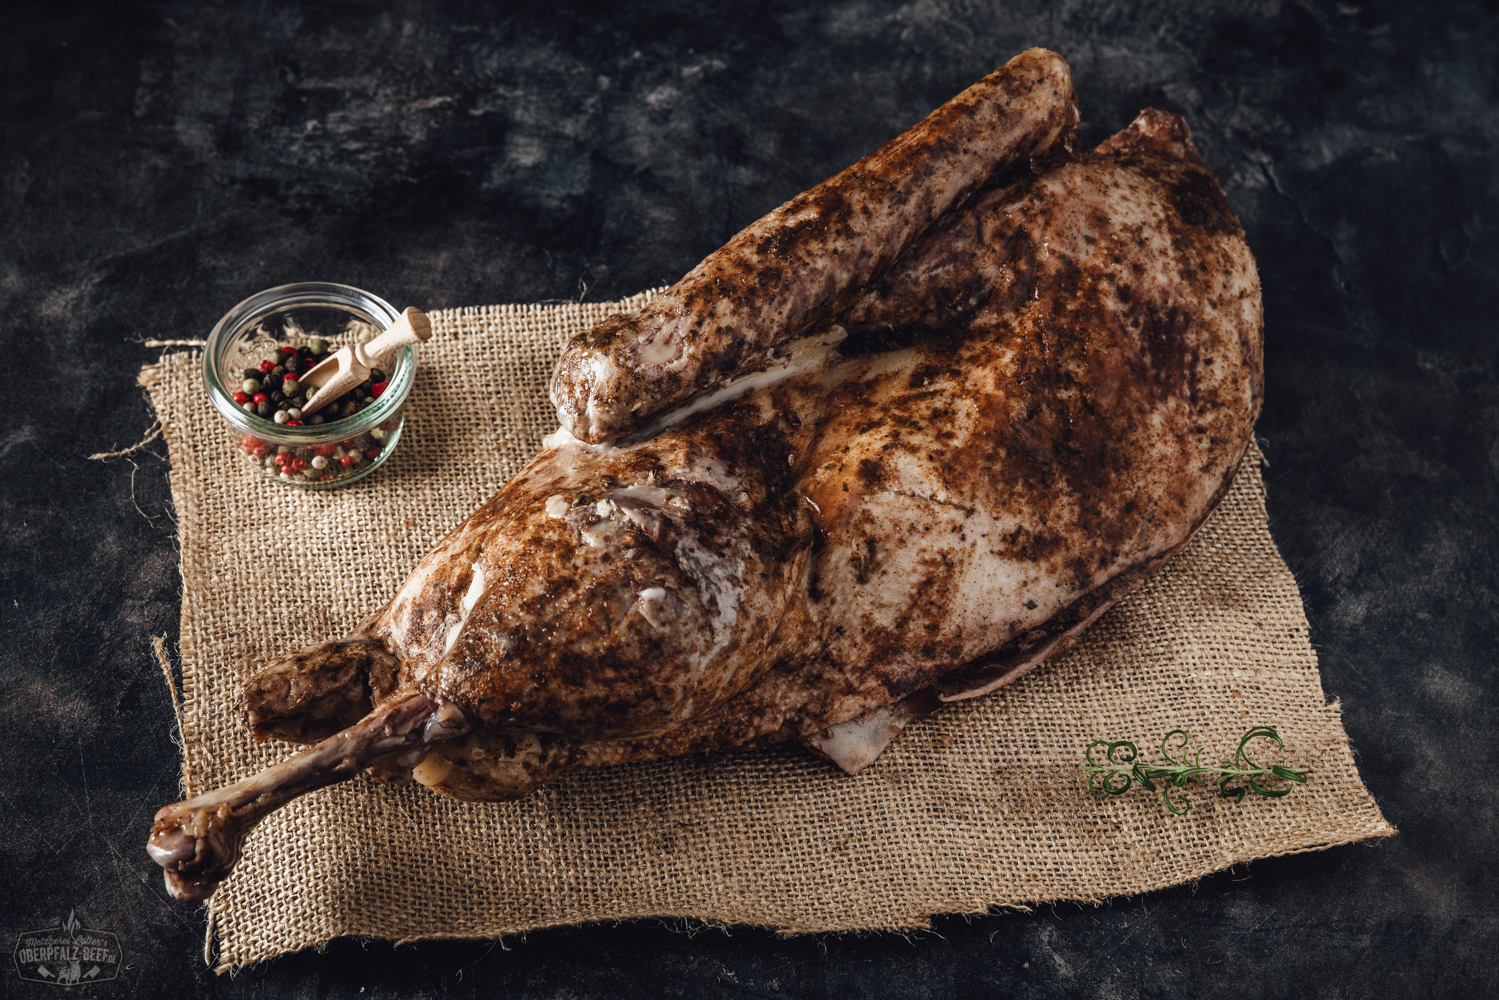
top-left (1081, 726), bottom-right (1310, 815)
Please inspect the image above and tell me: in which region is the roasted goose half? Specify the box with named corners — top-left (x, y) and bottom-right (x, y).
top-left (148, 49), bottom-right (1262, 903)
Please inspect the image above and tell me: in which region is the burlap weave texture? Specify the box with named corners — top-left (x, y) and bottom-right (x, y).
top-left (140, 292), bottom-right (1393, 970)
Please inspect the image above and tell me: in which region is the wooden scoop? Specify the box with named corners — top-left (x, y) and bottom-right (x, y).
top-left (299, 306), bottom-right (432, 416)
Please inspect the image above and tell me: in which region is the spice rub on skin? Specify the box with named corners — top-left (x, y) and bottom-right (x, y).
top-left (149, 98), bottom-right (1262, 904)
top-left (548, 47), bottom-right (1080, 445)
top-left (247, 106), bottom-right (1260, 795)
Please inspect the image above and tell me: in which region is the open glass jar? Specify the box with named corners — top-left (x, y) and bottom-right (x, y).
top-left (204, 283), bottom-right (417, 489)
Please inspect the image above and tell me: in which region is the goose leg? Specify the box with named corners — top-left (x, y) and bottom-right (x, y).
top-left (147, 692), bottom-right (468, 903)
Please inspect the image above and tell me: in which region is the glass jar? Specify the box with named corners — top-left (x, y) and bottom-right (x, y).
top-left (204, 282), bottom-right (417, 489)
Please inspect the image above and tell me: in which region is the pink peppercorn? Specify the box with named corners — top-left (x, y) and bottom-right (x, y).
top-left (286, 420), bottom-right (302, 426)
top-left (273, 453), bottom-right (292, 468)
top-left (365, 446), bottom-right (381, 460)
top-left (238, 435), bottom-right (269, 458)
top-left (233, 391), bottom-right (250, 405)
top-left (258, 360), bottom-right (276, 375)
top-left (252, 392), bottom-right (269, 405)
top-left (340, 454), bottom-right (356, 468)
top-left (370, 381), bottom-right (388, 398)
top-left (290, 457), bottom-right (308, 471)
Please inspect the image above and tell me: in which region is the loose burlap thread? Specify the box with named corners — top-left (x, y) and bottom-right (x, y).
top-left (139, 292), bottom-right (1393, 970)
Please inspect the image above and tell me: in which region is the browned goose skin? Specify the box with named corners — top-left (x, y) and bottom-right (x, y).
top-left (548, 47), bottom-right (1079, 444)
top-left (147, 95), bottom-right (1261, 902)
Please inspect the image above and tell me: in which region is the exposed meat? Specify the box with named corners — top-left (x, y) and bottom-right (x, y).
top-left (549, 47), bottom-right (1079, 444)
top-left (148, 65), bottom-right (1262, 904)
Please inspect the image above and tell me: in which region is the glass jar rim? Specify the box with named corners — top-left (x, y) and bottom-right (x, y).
top-left (203, 282), bottom-right (415, 445)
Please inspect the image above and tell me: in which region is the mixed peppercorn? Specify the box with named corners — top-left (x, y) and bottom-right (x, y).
top-left (230, 339), bottom-right (390, 425)
top-left (232, 339), bottom-right (400, 486)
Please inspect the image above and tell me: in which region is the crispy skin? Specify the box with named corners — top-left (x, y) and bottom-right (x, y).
top-left (549, 47), bottom-right (1079, 444)
top-left (152, 96), bottom-right (1263, 903)
top-left (313, 115), bottom-right (1260, 799)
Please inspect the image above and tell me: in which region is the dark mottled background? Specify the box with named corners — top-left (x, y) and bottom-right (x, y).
top-left (1, 1), bottom-right (1494, 997)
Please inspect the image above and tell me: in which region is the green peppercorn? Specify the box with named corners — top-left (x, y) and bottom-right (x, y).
top-left (282, 377), bottom-right (300, 395)
top-left (242, 378), bottom-right (262, 394)
top-left (310, 338), bottom-right (328, 356)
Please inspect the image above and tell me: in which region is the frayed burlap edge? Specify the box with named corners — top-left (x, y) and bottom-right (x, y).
top-left (139, 293), bottom-right (1393, 971)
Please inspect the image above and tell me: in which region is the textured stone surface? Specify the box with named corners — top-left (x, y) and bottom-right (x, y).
top-left (0, 0), bottom-right (1493, 996)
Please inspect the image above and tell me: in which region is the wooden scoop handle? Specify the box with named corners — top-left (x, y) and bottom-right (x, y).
top-left (298, 307), bottom-right (431, 416)
top-left (355, 307), bottom-right (432, 369)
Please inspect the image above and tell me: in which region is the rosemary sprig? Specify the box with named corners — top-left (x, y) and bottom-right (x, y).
top-left (1081, 727), bottom-right (1310, 815)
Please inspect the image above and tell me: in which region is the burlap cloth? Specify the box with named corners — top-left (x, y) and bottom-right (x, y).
top-left (139, 291), bottom-right (1393, 970)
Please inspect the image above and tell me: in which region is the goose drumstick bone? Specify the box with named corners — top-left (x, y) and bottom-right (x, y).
top-left (147, 694), bottom-right (469, 903)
